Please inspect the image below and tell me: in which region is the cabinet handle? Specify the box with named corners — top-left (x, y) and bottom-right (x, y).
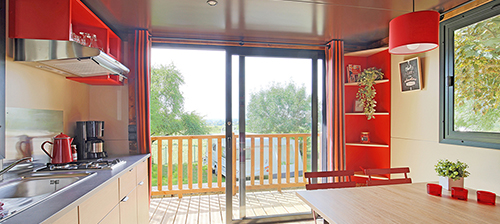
top-left (138, 181), bottom-right (144, 186)
top-left (121, 196), bottom-right (129, 202)
top-left (129, 168), bottom-right (134, 172)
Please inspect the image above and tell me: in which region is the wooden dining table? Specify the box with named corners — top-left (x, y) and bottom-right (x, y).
top-left (296, 182), bottom-right (500, 223)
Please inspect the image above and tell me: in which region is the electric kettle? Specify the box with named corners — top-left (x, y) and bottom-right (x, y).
top-left (41, 133), bottom-right (74, 164)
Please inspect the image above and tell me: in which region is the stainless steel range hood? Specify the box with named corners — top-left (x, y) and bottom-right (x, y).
top-left (14, 39), bottom-right (130, 77)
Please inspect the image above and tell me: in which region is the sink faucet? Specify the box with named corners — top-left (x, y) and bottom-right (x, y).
top-left (0, 157), bottom-right (33, 177)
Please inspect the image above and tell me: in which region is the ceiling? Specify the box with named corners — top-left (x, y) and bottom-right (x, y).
top-left (82, 0), bottom-right (470, 51)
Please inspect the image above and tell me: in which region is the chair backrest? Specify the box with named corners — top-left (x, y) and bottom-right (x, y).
top-left (305, 170), bottom-right (356, 190)
top-left (365, 167), bottom-right (412, 186)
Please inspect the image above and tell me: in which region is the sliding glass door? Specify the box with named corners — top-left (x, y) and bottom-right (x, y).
top-left (225, 47), bottom-right (325, 222)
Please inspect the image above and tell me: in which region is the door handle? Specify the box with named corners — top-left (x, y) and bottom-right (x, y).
top-left (138, 181), bottom-right (144, 186)
top-left (121, 196), bottom-right (129, 202)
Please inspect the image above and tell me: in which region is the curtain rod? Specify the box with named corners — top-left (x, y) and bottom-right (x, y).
top-left (151, 36), bottom-right (327, 47)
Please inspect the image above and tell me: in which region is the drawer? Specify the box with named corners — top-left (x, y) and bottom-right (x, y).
top-left (119, 166), bottom-right (137, 199)
top-left (98, 204), bottom-right (120, 224)
top-left (136, 159), bottom-right (148, 183)
top-left (50, 207), bottom-right (78, 224)
top-left (79, 179), bottom-right (119, 224)
top-left (119, 188), bottom-right (138, 224)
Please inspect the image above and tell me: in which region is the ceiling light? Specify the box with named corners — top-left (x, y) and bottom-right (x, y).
top-left (207, 0), bottom-right (218, 6)
top-left (389, 10), bottom-right (440, 55)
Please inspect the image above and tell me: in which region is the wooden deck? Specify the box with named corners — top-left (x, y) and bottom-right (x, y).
top-left (149, 190), bottom-right (314, 224)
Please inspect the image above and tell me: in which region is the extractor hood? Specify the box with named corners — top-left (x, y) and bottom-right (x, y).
top-left (14, 39), bottom-right (130, 78)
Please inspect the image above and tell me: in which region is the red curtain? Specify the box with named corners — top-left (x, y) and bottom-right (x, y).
top-left (131, 29), bottom-right (152, 199)
top-left (134, 29), bottom-right (152, 155)
top-left (325, 40), bottom-right (345, 171)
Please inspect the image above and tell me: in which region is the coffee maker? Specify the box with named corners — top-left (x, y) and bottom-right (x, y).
top-left (75, 121), bottom-right (107, 160)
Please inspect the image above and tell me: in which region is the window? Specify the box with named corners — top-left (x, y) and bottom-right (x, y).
top-left (440, 1), bottom-right (500, 149)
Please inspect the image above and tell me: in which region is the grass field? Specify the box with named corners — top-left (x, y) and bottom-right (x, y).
top-left (151, 163), bottom-right (225, 187)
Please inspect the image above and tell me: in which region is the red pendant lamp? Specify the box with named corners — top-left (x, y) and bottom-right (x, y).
top-left (389, 10), bottom-right (440, 55)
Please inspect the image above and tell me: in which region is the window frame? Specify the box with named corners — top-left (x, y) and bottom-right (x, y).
top-left (440, 1), bottom-right (500, 149)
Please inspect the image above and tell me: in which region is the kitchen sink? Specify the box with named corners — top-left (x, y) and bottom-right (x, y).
top-left (0, 171), bottom-right (95, 220)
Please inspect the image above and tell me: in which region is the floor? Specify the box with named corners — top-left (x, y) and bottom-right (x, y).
top-left (149, 190), bottom-right (315, 224)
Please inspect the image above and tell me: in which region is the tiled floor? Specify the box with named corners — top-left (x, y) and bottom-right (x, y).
top-left (149, 190), bottom-right (314, 224)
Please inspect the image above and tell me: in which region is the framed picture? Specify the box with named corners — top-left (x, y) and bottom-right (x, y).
top-left (347, 64), bottom-right (362, 83)
top-left (399, 57), bottom-right (422, 92)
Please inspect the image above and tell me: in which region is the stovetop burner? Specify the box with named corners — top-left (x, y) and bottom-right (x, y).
top-left (37, 159), bottom-right (125, 171)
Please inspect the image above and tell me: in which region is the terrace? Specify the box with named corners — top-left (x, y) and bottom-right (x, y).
top-left (150, 133), bottom-right (320, 222)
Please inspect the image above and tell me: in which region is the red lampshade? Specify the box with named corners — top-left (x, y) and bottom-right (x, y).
top-left (389, 10), bottom-right (440, 55)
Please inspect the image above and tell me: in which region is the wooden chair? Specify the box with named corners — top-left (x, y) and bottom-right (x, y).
top-left (305, 170), bottom-right (356, 223)
top-left (365, 167), bottom-right (412, 186)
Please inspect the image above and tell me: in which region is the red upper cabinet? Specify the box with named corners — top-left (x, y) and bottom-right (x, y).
top-left (9, 0), bottom-right (121, 61)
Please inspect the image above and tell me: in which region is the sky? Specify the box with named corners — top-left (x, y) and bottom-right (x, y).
top-left (151, 47), bottom-right (322, 120)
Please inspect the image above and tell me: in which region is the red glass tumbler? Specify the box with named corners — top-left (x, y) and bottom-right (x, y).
top-left (477, 191), bottom-right (496, 205)
top-left (451, 187), bottom-right (468, 200)
top-left (427, 183), bottom-right (442, 196)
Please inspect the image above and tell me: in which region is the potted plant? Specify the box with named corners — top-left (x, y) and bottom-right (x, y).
top-left (435, 159), bottom-right (470, 190)
top-left (356, 67), bottom-right (384, 120)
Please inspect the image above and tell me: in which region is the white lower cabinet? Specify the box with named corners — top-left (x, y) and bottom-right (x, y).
top-left (75, 158), bottom-right (149, 224)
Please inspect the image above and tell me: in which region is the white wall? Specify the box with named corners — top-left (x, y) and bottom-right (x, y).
top-left (6, 59), bottom-right (130, 157)
top-left (6, 58), bottom-right (90, 136)
top-left (89, 85), bottom-right (130, 156)
top-left (391, 48), bottom-right (500, 193)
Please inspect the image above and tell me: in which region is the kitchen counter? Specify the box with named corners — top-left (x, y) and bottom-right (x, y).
top-left (1, 154), bottom-right (150, 224)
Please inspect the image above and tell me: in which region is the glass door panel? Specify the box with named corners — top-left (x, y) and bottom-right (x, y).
top-left (242, 56), bottom-right (313, 218)
top-left (227, 51), bottom-right (323, 222)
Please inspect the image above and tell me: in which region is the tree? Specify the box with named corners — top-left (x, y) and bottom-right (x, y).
top-left (454, 15), bottom-right (500, 132)
top-left (247, 82), bottom-right (311, 134)
top-left (150, 63), bottom-right (209, 136)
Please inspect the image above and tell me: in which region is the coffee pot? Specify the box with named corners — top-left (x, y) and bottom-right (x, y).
top-left (41, 133), bottom-right (74, 164)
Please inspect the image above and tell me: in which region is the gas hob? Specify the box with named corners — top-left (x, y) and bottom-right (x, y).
top-left (36, 159), bottom-right (125, 172)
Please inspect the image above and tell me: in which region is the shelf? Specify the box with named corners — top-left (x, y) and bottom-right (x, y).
top-left (345, 79), bottom-right (389, 86)
top-left (66, 75), bottom-right (125, 85)
top-left (346, 143), bottom-right (389, 148)
top-left (345, 112), bottom-right (389, 116)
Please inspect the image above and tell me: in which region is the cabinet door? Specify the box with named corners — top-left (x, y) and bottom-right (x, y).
top-left (136, 159), bottom-right (148, 184)
top-left (119, 167), bottom-right (137, 199)
top-left (50, 207), bottom-right (78, 224)
top-left (137, 177), bottom-right (149, 223)
top-left (119, 188), bottom-right (138, 224)
top-left (79, 179), bottom-right (119, 224)
top-left (99, 205), bottom-right (120, 224)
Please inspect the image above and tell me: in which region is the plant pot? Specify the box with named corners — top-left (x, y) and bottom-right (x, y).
top-left (439, 176), bottom-right (464, 191)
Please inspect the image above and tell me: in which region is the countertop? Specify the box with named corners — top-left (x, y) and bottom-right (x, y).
top-left (1, 154), bottom-right (150, 224)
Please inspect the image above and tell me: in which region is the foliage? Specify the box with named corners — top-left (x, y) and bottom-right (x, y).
top-left (180, 112), bottom-right (210, 135)
top-left (247, 82), bottom-right (311, 134)
top-left (434, 159), bottom-right (470, 180)
top-left (356, 67), bottom-right (384, 120)
top-left (150, 63), bottom-right (209, 136)
top-left (454, 15), bottom-right (500, 132)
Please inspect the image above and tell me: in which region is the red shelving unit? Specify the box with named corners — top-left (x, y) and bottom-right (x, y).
top-left (344, 48), bottom-right (391, 184)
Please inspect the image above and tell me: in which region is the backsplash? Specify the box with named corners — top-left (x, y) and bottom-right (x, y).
top-left (5, 108), bottom-right (63, 165)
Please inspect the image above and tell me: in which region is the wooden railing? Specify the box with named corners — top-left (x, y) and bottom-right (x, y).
top-left (151, 133), bottom-right (313, 198)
